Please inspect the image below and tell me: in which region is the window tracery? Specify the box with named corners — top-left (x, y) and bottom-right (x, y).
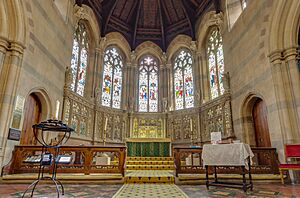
top-left (173, 50), bottom-right (194, 110)
top-left (101, 47), bottom-right (123, 109)
top-left (207, 28), bottom-right (225, 99)
top-left (138, 55), bottom-right (159, 112)
top-left (70, 22), bottom-right (89, 96)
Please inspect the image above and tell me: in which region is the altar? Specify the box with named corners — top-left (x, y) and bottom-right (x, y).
top-left (126, 138), bottom-right (171, 157)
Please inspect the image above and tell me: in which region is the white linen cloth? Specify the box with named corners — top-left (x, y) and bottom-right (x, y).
top-left (202, 143), bottom-right (254, 169)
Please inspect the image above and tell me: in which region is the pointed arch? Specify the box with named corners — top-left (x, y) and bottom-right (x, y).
top-left (207, 27), bottom-right (225, 99)
top-left (138, 55), bottom-right (159, 112)
top-left (70, 21), bottom-right (90, 96)
top-left (173, 48), bottom-right (194, 110)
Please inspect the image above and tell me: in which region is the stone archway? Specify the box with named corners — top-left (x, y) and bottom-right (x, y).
top-left (20, 93), bottom-right (42, 145)
top-left (242, 94), bottom-right (272, 165)
top-left (20, 88), bottom-right (52, 145)
top-left (241, 94), bottom-right (271, 147)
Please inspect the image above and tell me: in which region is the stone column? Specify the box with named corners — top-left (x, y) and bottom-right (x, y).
top-left (0, 41), bottom-right (25, 167)
top-left (283, 47), bottom-right (300, 142)
top-left (269, 50), bottom-right (300, 144)
top-left (191, 41), bottom-right (201, 107)
top-left (94, 37), bottom-right (106, 105)
top-left (166, 63), bottom-right (173, 111)
top-left (0, 37), bottom-right (9, 111)
top-left (128, 51), bottom-right (137, 112)
top-left (198, 51), bottom-right (210, 103)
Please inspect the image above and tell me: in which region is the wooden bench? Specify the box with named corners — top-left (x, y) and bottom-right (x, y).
top-left (279, 144), bottom-right (300, 184)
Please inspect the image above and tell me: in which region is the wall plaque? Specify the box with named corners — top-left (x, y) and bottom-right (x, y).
top-left (8, 128), bottom-right (21, 141)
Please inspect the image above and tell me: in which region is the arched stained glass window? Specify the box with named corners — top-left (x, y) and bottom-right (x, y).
top-left (138, 56), bottom-right (159, 112)
top-left (101, 47), bottom-right (123, 109)
top-left (174, 50), bottom-right (194, 110)
top-left (207, 28), bottom-right (225, 99)
top-left (70, 22), bottom-right (89, 96)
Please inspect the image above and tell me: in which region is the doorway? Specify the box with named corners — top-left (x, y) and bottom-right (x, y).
top-left (252, 99), bottom-right (271, 147)
top-left (252, 98), bottom-right (271, 165)
top-left (20, 93), bottom-right (42, 145)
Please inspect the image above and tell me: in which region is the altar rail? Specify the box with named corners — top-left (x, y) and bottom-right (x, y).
top-left (173, 147), bottom-right (279, 176)
top-left (1, 145), bottom-right (126, 176)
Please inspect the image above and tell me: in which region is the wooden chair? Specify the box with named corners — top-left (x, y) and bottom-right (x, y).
top-left (279, 144), bottom-right (300, 184)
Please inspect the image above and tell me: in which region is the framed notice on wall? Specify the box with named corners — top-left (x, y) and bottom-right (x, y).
top-left (8, 128), bottom-right (21, 141)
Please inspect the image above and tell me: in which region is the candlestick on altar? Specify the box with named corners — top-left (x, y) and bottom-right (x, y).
top-left (103, 117), bottom-right (108, 146)
top-left (190, 118), bottom-right (193, 145)
top-left (104, 117), bottom-right (108, 131)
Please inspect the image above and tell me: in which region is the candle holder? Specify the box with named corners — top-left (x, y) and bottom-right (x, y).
top-left (22, 119), bottom-right (74, 198)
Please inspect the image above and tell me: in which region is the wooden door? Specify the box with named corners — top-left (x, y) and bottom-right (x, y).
top-left (252, 99), bottom-right (271, 165)
top-left (20, 94), bottom-right (41, 145)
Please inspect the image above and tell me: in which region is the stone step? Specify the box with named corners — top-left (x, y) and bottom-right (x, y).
top-left (125, 170), bottom-right (175, 183)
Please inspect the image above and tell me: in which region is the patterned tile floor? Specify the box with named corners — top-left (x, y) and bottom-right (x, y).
top-left (0, 183), bottom-right (299, 198)
top-left (113, 184), bottom-right (188, 198)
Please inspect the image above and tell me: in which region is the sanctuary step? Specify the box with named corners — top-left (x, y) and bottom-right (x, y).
top-left (125, 157), bottom-right (175, 183)
top-left (0, 173), bottom-right (124, 184)
top-left (126, 157), bottom-right (175, 170)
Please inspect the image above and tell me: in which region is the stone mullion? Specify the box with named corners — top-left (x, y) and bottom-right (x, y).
top-left (0, 42), bottom-right (24, 165)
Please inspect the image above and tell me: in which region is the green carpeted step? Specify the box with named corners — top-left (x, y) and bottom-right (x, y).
top-left (126, 165), bottom-right (174, 170)
top-left (127, 157), bottom-right (173, 161)
top-left (126, 161), bottom-right (174, 165)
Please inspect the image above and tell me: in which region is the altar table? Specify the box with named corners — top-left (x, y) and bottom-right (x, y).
top-left (126, 138), bottom-right (171, 157)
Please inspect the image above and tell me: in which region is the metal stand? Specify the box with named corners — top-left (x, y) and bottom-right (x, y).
top-left (22, 119), bottom-right (73, 198)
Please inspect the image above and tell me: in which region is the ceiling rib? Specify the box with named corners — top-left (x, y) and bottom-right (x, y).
top-left (104, 0), bottom-right (119, 34)
top-left (157, 0), bottom-right (166, 51)
top-left (180, 0), bottom-right (194, 39)
top-left (132, 0), bottom-right (142, 49)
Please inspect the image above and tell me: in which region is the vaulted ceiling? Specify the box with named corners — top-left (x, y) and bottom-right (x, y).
top-left (76, 0), bottom-right (220, 51)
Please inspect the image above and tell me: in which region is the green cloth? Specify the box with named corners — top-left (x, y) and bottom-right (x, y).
top-left (127, 142), bottom-right (170, 157)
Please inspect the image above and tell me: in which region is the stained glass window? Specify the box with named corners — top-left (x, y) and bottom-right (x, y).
top-left (70, 22), bottom-right (89, 96)
top-left (101, 47), bottom-right (123, 109)
top-left (138, 56), bottom-right (159, 112)
top-left (241, 0), bottom-right (247, 10)
top-left (174, 50), bottom-right (194, 110)
top-left (207, 28), bottom-right (225, 99)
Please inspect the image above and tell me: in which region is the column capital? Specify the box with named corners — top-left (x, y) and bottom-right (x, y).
top-left (0, 36), bottom-right (9, 53)
top-left (268, 50), bottom-right (283, 64)
top-left (10, 41), bottom-right (25, 56)
top-left (282, 47), bottom-right (298, 61)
